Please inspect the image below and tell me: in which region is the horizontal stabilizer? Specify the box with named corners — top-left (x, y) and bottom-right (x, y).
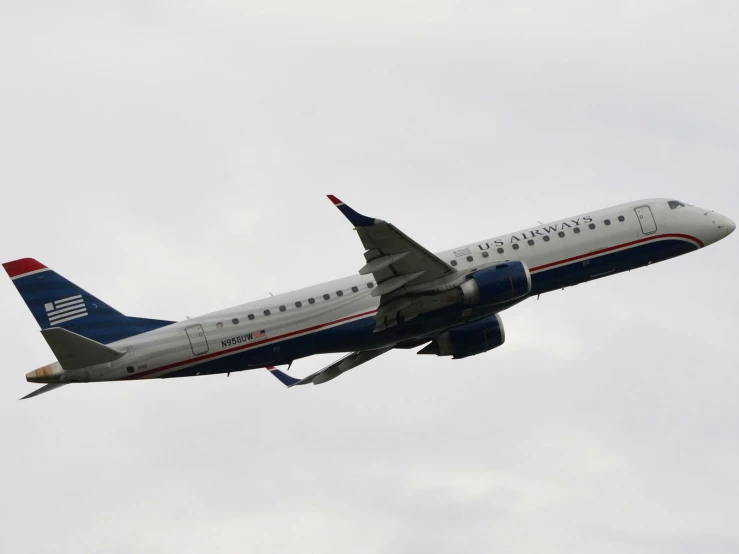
top-left (41, 327), bottom-right (125, 370)
top-left (21, 383), bottom-right (68, 400)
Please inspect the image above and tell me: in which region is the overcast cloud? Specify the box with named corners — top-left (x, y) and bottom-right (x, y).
top-left (1, 2), bottom-right (738, 553)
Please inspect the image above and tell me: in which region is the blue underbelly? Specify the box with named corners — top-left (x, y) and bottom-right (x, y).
top-left (530, 238), bottom-right (697, 295)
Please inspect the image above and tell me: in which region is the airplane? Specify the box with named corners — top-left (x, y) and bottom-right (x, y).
top-left (4, 195), bottom-right (735, 399)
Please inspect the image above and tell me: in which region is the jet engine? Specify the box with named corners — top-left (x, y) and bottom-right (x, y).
top-left (458, 261), bottom-right (531, 306)
top-left (418, 314), bottom-right (506, 359)
top-left (378, 261), bottom-right (531, 331)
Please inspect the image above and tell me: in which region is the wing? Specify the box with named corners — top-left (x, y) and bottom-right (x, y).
top-left (328, 195), bottom-right (459, 330)
top-left (267, 347), bottom-right (392, 387)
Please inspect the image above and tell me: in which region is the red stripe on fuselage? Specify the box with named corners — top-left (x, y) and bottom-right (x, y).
top-left (530, 233), bottom-right (702, 273)
top-left (122, 309), bottom-right (378, 380)
top-left (121, 233), bottom-right (702, 380)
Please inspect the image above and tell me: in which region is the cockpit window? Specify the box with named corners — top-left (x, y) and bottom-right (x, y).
top-left (668, 200), bottom-right (686, 210)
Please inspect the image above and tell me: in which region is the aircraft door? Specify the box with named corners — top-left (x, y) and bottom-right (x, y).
top-left (634, 205), bottom-right (657, 235)
top-left (185, 324), bottom-right (209, 356)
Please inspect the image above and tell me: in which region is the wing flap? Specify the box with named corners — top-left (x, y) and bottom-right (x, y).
top-left (371, 272), bottom-right (426, 297)
top-left (359, 252), bottom-right (409, 275)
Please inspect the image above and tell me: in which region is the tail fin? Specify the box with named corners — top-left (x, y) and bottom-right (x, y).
top-left (3, 258), bottom-right (174, 344)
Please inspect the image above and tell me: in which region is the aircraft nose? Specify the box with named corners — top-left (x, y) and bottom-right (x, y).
top-left (716, 213), bottom-right (735, 237)
top-left (698, 210), bottom-right (735, 246)
top-left (725, 216), bottom-right (736, 235)
top-left (704, 211), bottom-right (735, 244)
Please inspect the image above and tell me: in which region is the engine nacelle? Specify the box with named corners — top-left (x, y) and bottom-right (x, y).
top-left (458, 261), bottom-right (531, 306)
top-left (419, 314), bottom-right (506, 359)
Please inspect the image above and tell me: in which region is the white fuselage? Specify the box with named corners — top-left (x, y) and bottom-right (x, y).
top-left (29, 198), bottom-right (734, 385)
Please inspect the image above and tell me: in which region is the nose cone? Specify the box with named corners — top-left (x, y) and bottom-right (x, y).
top-left (725, 216), bottom-right (736, 236)
top-left (700, 210), bottom-right (735, 246)
top-left (716, 213), bottom-right (736, 238)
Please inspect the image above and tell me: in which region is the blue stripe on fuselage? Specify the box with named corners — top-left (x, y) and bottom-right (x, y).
top-left (529, 236), bottom-right (698, 294)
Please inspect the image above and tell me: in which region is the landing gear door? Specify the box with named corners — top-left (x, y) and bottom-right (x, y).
top-left (635, 205), bottom-right (657, 235)
top-left (185, 324), bottom-right (209, 356)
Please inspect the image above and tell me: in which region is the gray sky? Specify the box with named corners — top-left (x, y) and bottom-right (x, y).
top-left (1, 2), bottom-right (738, 553)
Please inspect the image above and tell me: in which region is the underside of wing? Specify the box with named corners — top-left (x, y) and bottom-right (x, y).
top-left (267, 347), bottom-right (392, 387)
top-left (328, 195), bottom-right (461, 330)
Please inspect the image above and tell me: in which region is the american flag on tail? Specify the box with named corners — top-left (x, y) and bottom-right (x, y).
top-left (45, 295), bottom-right (88, 326)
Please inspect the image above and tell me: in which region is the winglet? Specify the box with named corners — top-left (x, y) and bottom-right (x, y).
top-left (327, 195), bottom-right (376, 227)
top-left (266, 366), bottom-right (301, 388)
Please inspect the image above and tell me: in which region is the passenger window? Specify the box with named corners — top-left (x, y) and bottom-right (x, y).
top-left (543, 235), bottom-right (550, 242)
top-left (466, 255), bottom-right (473, 262)
top-left (263, 309), bottom-right (271, 316)
top-left (248, 314), bottom-right (255, 320)
top-left (232, 318), bottom-right (239, 325)
top-left (527, 239), bottom-right (535, 246)
top-left (512, 243), bottom-right (520, 250)
top-left (450, 260), bottom-right (458, 267)
top-left (279, 305), bottom-right (286, 312)
top-left (497, 247), bottom-right (504, 254)
top-left (558, 231), bottom-right (565, 238)
top-left (604, 219), bottom-right (611, 225)
top-left (588, 223), bottom-right (595, 229)
top-left (618, 215), bottom-right (625, 222)
top-left (217, 322), bottom-right (223, 329)
top-left (308, 298), bottom-right (315, 304)
top-left (481, 251), bottom-right (489, 258)
top-left (336, 290), bottom-right (344, 297)
top-left (351, 286), bottom-right (359, 293)
top-left (573, 227), bottom-right (581, 234)
top-left (323, 294), bottom-right (330, 300)
top-left (367, 282), bottom-right (374, 289)
top-left (295, 301), bottom-right (302, 308)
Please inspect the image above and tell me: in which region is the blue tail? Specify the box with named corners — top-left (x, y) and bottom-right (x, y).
top-left (3, 258), bottom-right (174, 344)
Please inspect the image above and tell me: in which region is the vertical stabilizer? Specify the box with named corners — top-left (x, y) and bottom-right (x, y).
top-left (3, 258), bottom-right (173, 344)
